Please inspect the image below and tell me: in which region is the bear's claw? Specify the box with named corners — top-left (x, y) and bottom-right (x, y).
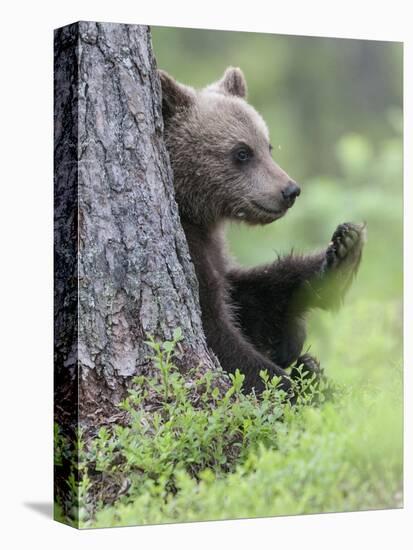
top-left (325, 222), bottom-right (366, 271)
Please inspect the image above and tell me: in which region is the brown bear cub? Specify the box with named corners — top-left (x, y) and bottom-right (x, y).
top-left (159, 67), bottom-right (366, 397)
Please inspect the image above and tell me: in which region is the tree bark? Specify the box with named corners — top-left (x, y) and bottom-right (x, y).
top-left (54, 21), bottom-right (222, 429)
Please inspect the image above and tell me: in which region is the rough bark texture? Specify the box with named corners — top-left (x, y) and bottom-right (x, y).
top-left (54, 21), bottom-right (222, 429)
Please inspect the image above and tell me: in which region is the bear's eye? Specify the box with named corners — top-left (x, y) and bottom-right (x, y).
top-left (233, 145), bottom-right (253, 164)
top-left (237, 149), bottom-right (249, 161)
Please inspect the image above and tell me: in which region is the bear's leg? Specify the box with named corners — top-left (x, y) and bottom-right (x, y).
top-left (226, 222), bottom-right (365, 370)
top-left (183, 222), bottom-right (294, 397)
top-left (228, 222), bottom-right (366, 318)
top-left (227, 259), bottom-right (314, 369)
top-left (201, 309), bottom-right (294, 396)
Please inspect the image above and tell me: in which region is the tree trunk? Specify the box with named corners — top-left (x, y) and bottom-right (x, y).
top-left (54, 21), bottom-right (222, 430)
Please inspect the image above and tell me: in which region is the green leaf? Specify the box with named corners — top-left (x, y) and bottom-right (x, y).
top-left (173, 327), bottom-right (183, 341)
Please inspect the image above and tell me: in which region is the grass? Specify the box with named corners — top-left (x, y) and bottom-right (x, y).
top-left (93, 385), bottom-right (402, 527)
top-left (54, 298), bottom-right (403, 528)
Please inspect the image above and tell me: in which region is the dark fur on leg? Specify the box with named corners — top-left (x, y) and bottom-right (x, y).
top-left (183, 221), bottom-right (293, 396)
top-left (227, 252), bottom-right (325, 368)
top-left (227, 223), bottom-right (366, 373)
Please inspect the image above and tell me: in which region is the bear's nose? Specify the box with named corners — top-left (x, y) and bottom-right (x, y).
top-left (282, 181), bottom-right (301, 206)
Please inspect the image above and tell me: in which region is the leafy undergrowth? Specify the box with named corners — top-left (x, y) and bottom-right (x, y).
top-left (55, 302), bottom-right (403, 528)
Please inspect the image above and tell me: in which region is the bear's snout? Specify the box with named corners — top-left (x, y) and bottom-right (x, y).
top-left (281, 180), bottom-right (301, 208)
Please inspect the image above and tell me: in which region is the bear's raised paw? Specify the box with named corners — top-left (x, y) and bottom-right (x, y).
top-left (324, 222), bottom-right (366, 273)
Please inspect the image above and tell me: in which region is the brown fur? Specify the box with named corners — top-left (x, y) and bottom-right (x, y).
top-left (159, 67), bottom-right (365, 396)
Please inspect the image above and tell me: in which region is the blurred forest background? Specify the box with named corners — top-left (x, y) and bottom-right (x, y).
top-left (152, 27), bottom-right (403, 389)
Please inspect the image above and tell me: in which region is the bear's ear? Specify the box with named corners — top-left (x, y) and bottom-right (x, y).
top-left (213, 67), bottom-right (247, 98)
top-left (158, 70), bottom-right (194, 119)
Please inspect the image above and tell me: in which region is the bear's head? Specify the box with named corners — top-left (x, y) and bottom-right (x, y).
top-left (159, 67), bottom-right (300, 227)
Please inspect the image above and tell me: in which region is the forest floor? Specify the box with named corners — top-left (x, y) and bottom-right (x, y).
top-left (54, 299), bottom-right (403, 528)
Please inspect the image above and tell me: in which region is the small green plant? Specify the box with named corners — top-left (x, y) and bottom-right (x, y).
top-left (145, 327), bottom-right (183, 401)
top-left (90, 365), bottom-right (402, 528)
top-left (55, 329), bottom-right (299, 526)
top-left (54, 315), bottom-right (403, 529)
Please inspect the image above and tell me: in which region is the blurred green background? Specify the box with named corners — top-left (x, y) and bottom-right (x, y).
top-left (152, 28), bottom-right (403, 387)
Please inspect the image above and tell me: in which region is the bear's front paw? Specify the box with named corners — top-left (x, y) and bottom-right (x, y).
top-left (291, 353), bottom-right (323, 381)
top-left (290, 354), bottom-right (336, 403)
top-left (324, 222), bottom-right (366, 273)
